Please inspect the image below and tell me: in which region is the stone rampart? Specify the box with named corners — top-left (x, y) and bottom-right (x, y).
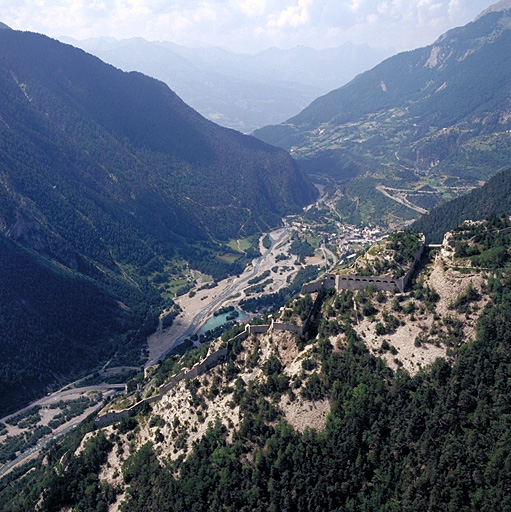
top-left (159, 372), bottom-right (186, 396)
top-left (248, 324), bottom-right (271, 334)
top-left (302, 274), bottom-right (336, 294)
top-left (335, 274), bottom-right (404, 292)
top-left (302, 241), bottom-right (425, 295)
top-left (95, 394), bottom-right (161, 427)
top-left (184, 347), bottom-right (228, 380)
top-left (95, 409), bottom-right (132, 427)
top-left (95, 347), bottom-right (228, 427)
top-left (273, 322), bottom-right (303, 334)
top-left (230, 329), bottom-right (249, 344)
top-left (401, 243), bottom-right (424, 291)
top-left (95, 294), bottom-right (322, 427)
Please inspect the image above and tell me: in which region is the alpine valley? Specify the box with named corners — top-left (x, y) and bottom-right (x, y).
top-left (0, 28), bottom-right (316, 417)
top-left (3, 2), bottom-right (511, 512)
top-left (57, 37), bottom-right (393, 134)
top-left (255, 1), bottom-right (511, 227)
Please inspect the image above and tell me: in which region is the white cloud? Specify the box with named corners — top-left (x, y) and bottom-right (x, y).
top-left (350, 0), bottom-right (364, 11)
top-left (191, 5), bottom-right (217, 23)
top-left (268, 0), bottom-right (312, 28)
top-left (0, 0), bottom-right (496, 52)
top-left (235, 0), bottom-right (266, 17)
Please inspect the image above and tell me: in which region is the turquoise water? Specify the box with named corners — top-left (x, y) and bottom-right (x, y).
top-left (198, 309), bottom-right (250, 335)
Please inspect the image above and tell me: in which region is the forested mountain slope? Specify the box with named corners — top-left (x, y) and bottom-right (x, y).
top-left (0, 235), bottom-right (156, 416)
top-left (4, 218), bottom-right (511, 511)
top-left (0, 29), bottom-right (316, 415)
top-left (254, 3), bottom-right (511, 226)
top-left (0, 30), bottom-right (315, 248)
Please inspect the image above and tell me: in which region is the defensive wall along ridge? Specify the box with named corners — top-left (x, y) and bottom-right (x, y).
top-left (95, 293), bottom-right (323, 427)
top-left (95, 240), bottom-right (427, 427)
top-left (302, 243), bottom-right (425, 295)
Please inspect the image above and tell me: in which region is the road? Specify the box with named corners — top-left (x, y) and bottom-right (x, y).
top-left (0, 383), bottom-right (126, 427)
top-left (376, 185), bottom-right (429, 215)
top-left (320, 243), bottom-right (338, 268)
top-left (0, 374), bottom-right (129, 481)
top-left (0, 396), bottom-right (119, 479)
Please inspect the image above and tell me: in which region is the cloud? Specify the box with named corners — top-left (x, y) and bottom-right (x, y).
top-left (0, 0), bottom-right (496, 52)
top-left (349, 0), bottom-right (364, 12)
top-left (235, 0), bottom-right (266, 17)
top-left (268, 0), bottom-right (312, 28)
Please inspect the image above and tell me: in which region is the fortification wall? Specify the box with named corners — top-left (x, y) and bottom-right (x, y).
top-left (302, 240), bottom-right (425, 295)
top-left (95, 291), bottom-right (324, 427)
top-left (302, 275), bottom-right (335, 294)
top-left (231, 330), bottom-right (249, 344)
top-left (335, 275), bottom-right (403, 292)
top-left (273, 322), bottom-right (303, 334)
top-left (95, 394), bottom-right (161, 427)
top-left (95, 409), bottom-right (132, 427)
top-left (248, 324), bottom-right (271, 334)
top-left (185, 347), bottom-right (228, 380)
top-left (96, 348), bottom-right (229, 427)
top-left (401, 244), bottom-right (424, 290)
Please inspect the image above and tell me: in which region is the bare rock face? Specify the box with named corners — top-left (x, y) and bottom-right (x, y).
top-left (7, 209), bottom-right (48, 252)
top-left (476, 0), bottom-right (511, 20)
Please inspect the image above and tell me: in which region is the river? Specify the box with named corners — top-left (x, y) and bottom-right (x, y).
top-left (154, 225), bottom-right (291, 362)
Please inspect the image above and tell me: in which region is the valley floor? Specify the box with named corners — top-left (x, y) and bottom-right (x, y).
top-left (146, 225), bottom-right (302, 366)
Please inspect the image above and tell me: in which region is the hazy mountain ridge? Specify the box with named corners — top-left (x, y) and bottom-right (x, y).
top-left (476, 0), bottom-right (511, 18)
top-left (254, 7), bottom-right (511, 226)
top-left (256, 8), bottom-right (511, 144)
top-left (60, 36), bottom-right (392, 133)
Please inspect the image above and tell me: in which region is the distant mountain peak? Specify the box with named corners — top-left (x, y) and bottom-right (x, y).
top-left (476, 0), bottom-right (511, 20)
top-left (0, 22), bottom-right (11, 30)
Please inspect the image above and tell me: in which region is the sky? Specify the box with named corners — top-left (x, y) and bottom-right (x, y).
top-left (0, 0), bottom-right (497, 53)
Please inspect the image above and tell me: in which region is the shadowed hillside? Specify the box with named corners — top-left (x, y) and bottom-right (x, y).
top-left (0, 29), bottom-right (316, 415)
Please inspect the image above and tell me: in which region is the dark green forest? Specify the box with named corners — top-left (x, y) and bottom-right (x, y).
top-left (0, 29), bottom-right (316, 414)
top-left (0, 234), bottom-right (162, 417)
top-left (3, 216), bottom-right (511, 511)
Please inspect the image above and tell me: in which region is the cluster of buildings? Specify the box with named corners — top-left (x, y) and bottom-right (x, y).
top-left (288, 215), bottom-right (387, 265)
top-left (326, 225), bottom-right (386, 261)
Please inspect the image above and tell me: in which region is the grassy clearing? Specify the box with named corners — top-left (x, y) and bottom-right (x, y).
top-left (227, 234), bottom-right (258, 253)
top-left (167, 278), bottom-right (190, 295)
top-left (217, 253), bottom-right (239, 265)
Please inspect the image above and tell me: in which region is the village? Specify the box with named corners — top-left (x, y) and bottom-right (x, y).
top-left (288, 215), bottom-right (388, 265)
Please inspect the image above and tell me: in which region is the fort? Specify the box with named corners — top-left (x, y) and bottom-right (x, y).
top-left (302, 238), bottom-right (425, 295)
top-left (95, 233), bottom-right (426, 427)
